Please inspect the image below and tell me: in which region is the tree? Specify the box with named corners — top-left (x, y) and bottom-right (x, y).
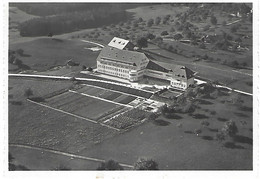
top-left (201, 120), bottom-right (210, 127)
top-left (161, 31), bottom-right (169, 36)
top-left (97, 160), bottom-right (123, 170)
top-left (155, 17), bottom-right (161, 25)
top-left (154, 36), bottom-right (163, 44)
top-left (230, 25), bottom-right (238, 33)
top-left (210, 15), bottom-right (217, 25)
top-left (24, 88), bottom-right (33, 98)
top-left (136, 37), bottom-right (148, 49)
top-left (199, 42), bottom-right (206, 49)
top-left (173, 33), bottom-right (183, 40)
top-left (134, 158), bottom-right (158, 170)
top-left (215, 131), bottom-right (226, 142)
top-left (137, 17), bottom-right (143, 22)
top-left (147, 19), bottom-right (154, 27)
top-left (170, 27), bottom-right (175, 32)
top-left (222, 120), bottom-right (238, 137)
top-left (146, 33), bottom-right (155, 40)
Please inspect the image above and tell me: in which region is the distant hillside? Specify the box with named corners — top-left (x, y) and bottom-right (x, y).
top-left (10, 3), bottom-right (144, 16)
top-left (10, 3), bottom-right (148, 37)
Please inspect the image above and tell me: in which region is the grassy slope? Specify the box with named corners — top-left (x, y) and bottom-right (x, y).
top-left (78, 92), bottom-right (252, 170)
top-left (9, 38), bottom-right (99, 72)
top-left (9, 78), bottom-right (119, 153)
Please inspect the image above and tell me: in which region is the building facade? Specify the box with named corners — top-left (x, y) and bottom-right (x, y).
top-left (96, 37), bottom-right (194, 90)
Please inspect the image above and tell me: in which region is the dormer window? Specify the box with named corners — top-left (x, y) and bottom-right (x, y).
top-left (113, 40), bottom-right (116, 42)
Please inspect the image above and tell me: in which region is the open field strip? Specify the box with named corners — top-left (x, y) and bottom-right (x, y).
top-left (9, 73), bottom-right (153, 95)
top-left (232, 69), bottom-right (253, 76)
top-left (9, 73), bottom-right (252, 96)
top-left (146, 49), bottom-right (252, 77)
top-left (82, 84), bottom-right (145, 99)
top-left (9, 144), bottom-right (133, 169)
top-left (27, 99), bottom-right (120, 131)
top-left (68, 90), bottom-right (133, 108)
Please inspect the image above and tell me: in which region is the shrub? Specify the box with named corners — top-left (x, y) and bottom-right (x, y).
top-left (29, 97), bottom-right (45, 102)
top-left (194, 129), bottom-right (202, 135)
top-left (173, 33), bottom-right (183, 40)
top-left (170, 27), bottom-right (175, 32)
top-left (16, 49), bottom-right (24, 56)
top-left (201, 120), bottom-right (210, 127)
top-left (210, 15), bottom-right (217, 25)
top-left (134, 158), bottom-right (158, 170)
top-left (222, 120), bottom-right (238, 137)
top-left (161, 31), bottom-right (169, 36)
top-left (199, 43), bottom-right (206, 49)
top-left (147, 19), bottom-right (154, 27)
top-left (24, 88), bottom-right (33, 98)
top-left (10, 101), bottom-right (22, 105)
top-left (215, 131), bottom-right (226, 142)
top-left (155, 17), bottom-right (161, 25)
top-left (146, 33), bottom-right (155, 40)
top-left (97, 160), bottom-right (123, 170)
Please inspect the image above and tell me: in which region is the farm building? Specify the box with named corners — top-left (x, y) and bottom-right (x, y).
top-left (96, 37), bottom-right (194, 90)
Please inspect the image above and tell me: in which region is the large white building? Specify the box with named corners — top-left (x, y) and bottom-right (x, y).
top-left (96, 37), bottom-right (194, 90)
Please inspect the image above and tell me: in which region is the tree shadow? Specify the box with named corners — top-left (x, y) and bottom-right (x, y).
top-left (192, 113), bottom-right (209, 119)
top-left (163, 113), bottom-right (182, 120)
top-left (233, 112), bottom-right (248, 118)
top-left (184, 130), bottom-right (194, 134)
top-left (52, 38), bottom-right (64, 42)
top-left (238, 106), bottom-right (252, 112)
top-left (152, 119), bottom-right (171, 126)
top-left (223, 142), bottom-right (245, 149)
top-left (217, 117), bottom-right (228, 122)
top-left (196, 99), bottom-right (213, 105)
top-left (201, 136), bottom-right (214, 140)
top-left (208, 128), bottom-right (218, 132)
top-left (233, 135), bottom-right (253, 145)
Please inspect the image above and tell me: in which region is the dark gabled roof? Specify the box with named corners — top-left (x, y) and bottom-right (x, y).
top-left (97, 46), bottom-right (148, 66)
top-left (146, 60), bottom-right (170, 73)
top-left (148, 61), bottom-right (194, 79)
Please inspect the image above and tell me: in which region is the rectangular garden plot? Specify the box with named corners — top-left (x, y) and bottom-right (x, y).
top-left (105, 109), bottom-right (150, 129)
top-left (45, 91), bottom-right (123, 121)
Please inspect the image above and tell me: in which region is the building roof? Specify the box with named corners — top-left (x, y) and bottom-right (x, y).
top-left (108, 37), bottom-right (131, 50)
top-left (149, 61), bottom-right (194, 79)
top-left (146, 60), bottom-right (170, 73)
top-left (97, 46), bottom-right (148, 67)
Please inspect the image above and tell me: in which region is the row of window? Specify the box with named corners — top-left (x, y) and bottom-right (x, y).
top-left (172, 82), bottom-right (186, 88)
top-left (100, 59), bottom-right (134, 70)
top-left (98, 69), bottom-right (128, 78)
top-left (98, 65), bottom-right (129, 74)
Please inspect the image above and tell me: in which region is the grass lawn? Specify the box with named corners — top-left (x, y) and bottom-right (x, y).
top-left (9, 78), bottom-right (74, 101)
top-left (9, 38), bottom-right (99, 72)
top-left (9, 146), bottom-right (100, 170)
